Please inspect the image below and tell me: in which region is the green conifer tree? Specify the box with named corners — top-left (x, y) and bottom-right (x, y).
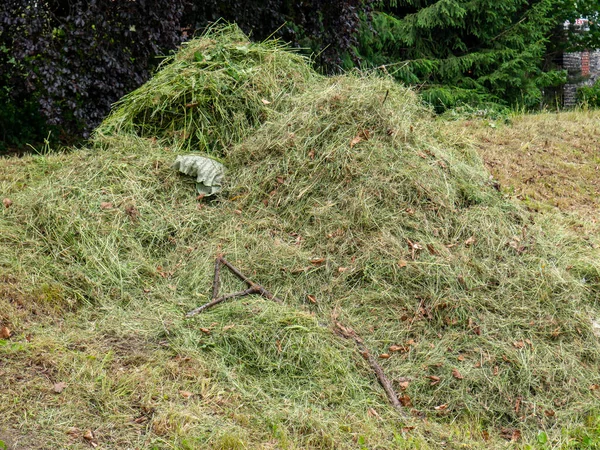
top-left (357, 0), bottom-right (598, 111)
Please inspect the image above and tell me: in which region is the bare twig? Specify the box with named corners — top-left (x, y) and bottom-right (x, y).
top-left (186, 257), bottom-right (282, 317)
top-left (219, 257), bottom-right (283, 303)
top-left (187, 287), bottom-right (258, 317)
top-left (334, 319), bottom-right (406, 416)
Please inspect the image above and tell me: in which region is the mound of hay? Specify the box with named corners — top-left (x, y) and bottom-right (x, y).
top-left (2, 25), bottom-right (600, 447)
top-left (96, 24), bottom-right (315, 153)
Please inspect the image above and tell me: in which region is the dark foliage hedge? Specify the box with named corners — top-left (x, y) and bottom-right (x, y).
top-left (0, 0), bottom-right (186, 146)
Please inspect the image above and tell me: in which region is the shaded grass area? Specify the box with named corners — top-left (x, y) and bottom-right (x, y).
top-left (2, 27), bottom-right (600, 449)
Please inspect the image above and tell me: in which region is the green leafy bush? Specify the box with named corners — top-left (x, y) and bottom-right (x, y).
top-left (578, 80), bottom-right (600, 107)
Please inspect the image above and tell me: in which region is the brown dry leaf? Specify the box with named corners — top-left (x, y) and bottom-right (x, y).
top-left (0, 326), bottom-right (11, 339)
top-left (367, 407), bottom-right (380, 418)
top-left (544, 409), bottom-right (556, 417)
top-left (261, 98), bottom-right (271, 105)
top-left (481, 430), bottom-right (490, 441)
top-left (276, 176), bottom-right (285, 184)
top-left (457, 354), bottom-right (465, 361)
top-left (399, 394), bottom-right (412, 407)
top-left (3, 198), bottom-right (12, 208)
top-left (379, 353), bottom-right (391, 359)
top-left (426, 244), bottom-right (438, 255)
top-left (464, 236), bottom-right (476, 246)
top-left (124, 205), bottom-right (139, 220)
top-left (493, 366), bottom-right (499, 376)
top-left (389, 345), bottom-right (405, 353)
top-left (308, 149), bottom-right (315, 160)
top-left (406, 339), bottom-right (416, 346)
top-left (399, 381), bottom-right (410, 390)
top-left (452, 369), bottom-right (464, 380)
top-left (66, 427), bottom-right (80, 437)
top-left (401, 426), bottom-right (415, 433)
top-left (179, 390), bottom-right (193, 399)
top-left (83, 430), bottom-right (94, 441)
top-left (100, 202), bottom-right (113, 210)
top-left (511, 430), bottom-right (522, 442)
top-left (223, 324), bottom-right (235, 331)
top-left (310, 257), bottom-right (325, 265)
top-left (434, 404), bottom-right (448, 411)
top-left (350, 135), bottom-right (363, 148)
top-left (53, 382), bottom-right (67, 393)
top-left (199, 328), bottom-right (211, 335)
top-left (513, 341), bottom-right (525, 349)
top-left (514, 397), bottom-right (521, 413)
top-left (338, 267), bottom-right (348, 273)
top-left (474, 361), bottom-right (482, 368)
top-left (590, 384), bottom-right (600, 391)
top-left (307, 295), bottom-right (317, 304)
top-left (398, 260), bottom-right (408, 268)
top-left (276, 340), bottom-right (282, 353)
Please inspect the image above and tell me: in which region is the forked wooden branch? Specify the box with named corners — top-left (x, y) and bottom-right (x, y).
top-left (334, 320), bottom-right (407, 416)
top-left (186, 257), bottom-right (282, 317)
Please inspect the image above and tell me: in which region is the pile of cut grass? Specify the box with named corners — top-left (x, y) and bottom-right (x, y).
top-left (96, 24), bottom-right (314, 154)
top-left (2, 25), bottom-right (600, 449)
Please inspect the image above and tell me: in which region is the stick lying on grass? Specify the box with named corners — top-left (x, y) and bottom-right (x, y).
top-left (186, 256), bottom-right (283, 317)
top-left (334, 317), bottom-right (407, 417)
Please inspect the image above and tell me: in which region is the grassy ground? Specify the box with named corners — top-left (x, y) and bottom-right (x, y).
top-left (2, 27), bottom-right (600, 449)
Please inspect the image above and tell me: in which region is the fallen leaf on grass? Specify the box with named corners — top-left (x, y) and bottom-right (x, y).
top-left (427, 375), bottom-right (440, 386)
top-left (3, 198), bottom-right (12, 208)
top-left (307, 295), bottom-right (317, 304)
top-left (389, 345), bottom-right (406, 353)
top-left (452, 369), bottom-right (464, 380)
top-left (338, 267), bottom-right (348, 273)
top-left (310, 257), bottom-right (325, 265)
top-left (457, 354), bottom-right (465, 361)
top-left (398, 260), bottom-right (408, 268)
top-left (464, 236), bottom-right (476, 246)
top-left (83, 430), bottom-right (97, 447)
top-left (399, 394), bottom-right (412, 407)
top-left (513, 341), bottom-right (525, 349)
top-left (53, 382), bottom-right (67, 393)
top-left (100, 202), bottom-right (113, 210)
top-left (199, 328), bottom-right (211, 334)
top-left (0, 326), bottom-right (11, 339)
top-left (590, 384), bottom-right (600, 391)
top-left (350, 135), bottom-right (363, 148)
top-left (179, 390), bottom-right (194, 399)
top-left (544, 409), bottom-right (556, 417)
top-left (261, 99), bottom-right (271, 105)
top-left (379, 353), bottom-right (391, 359)
top-left (367, 407), bottom-right (380, 418)
top-left (399, 381), bottom-right (410, 390)
top-left (434, 404), bottom-right (448, 411)
top-left (223, 324), bottom-right (235, 331)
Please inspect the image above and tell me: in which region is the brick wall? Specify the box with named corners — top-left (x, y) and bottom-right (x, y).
top-left (562, 50), bottom-right (600, 107)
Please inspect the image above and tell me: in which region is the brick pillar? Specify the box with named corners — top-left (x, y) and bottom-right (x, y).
top-left (582, 51), bottom-right (590, 76)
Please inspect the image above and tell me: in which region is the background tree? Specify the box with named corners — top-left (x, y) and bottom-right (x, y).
top-left (355, 0), bottom-right (600, 111)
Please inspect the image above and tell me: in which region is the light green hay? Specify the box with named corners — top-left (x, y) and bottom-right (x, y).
top-left (95, 24), bottom-right (315, 154)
